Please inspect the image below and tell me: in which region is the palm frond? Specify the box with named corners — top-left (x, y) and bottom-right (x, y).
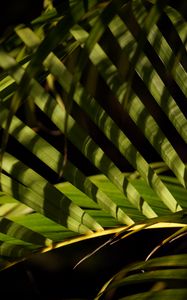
top-left (96, 254), bottom-right (187, 299)
top-left (0, 0), bottom-right (186, 281)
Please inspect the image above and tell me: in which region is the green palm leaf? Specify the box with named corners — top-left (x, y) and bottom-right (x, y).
top-left (96, 254), bottom-right (187, 299)
top-left (0, 0), bottom-right (187, 297)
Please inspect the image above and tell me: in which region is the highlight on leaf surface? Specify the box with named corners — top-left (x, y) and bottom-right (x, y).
top-left (0, 0), bottom-right (186, 289)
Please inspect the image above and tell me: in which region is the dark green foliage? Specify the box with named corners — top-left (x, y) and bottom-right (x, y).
top-left (0, 0), bottom-right (187, 299)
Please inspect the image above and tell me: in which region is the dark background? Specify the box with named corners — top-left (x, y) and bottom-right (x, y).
top-left (0, 227), bottom-right (183, 299)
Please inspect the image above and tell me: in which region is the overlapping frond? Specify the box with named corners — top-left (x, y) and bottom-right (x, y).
top-left (0, 0), bottom-right (186, 282)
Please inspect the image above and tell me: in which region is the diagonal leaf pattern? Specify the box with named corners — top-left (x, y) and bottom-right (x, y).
top-left (0, 0), bottom-right (186, 286)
